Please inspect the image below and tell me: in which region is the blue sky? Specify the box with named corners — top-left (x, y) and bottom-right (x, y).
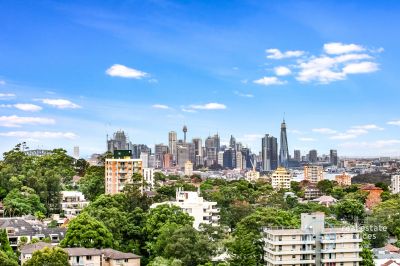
top-left (1, 0), bottom-right (400, 157)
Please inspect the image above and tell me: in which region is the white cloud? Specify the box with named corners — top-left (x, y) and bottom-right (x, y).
top-left (352, 124), bottom-right (384, 131)
top-left (299, 137), bottom-right (316, 142)
top-left (234, 91), bottom-right (254, 98)
top-left (0, 115), bottom-right (55, 127)
top-left (296, 56), bottom-right (346, 83)
top-left (189, 103), bottom-right (227, 110)
top-left (253, 76), bottom-right (286, 86)
top-left (330, 133), bottom-right (358, 140)
top-left (343, 61), bottom-right (379, 74)
top-left (40, 99), bottom-right (80, 109)
top-left (266, 48), bottom-right (304, 59)
top-left (14, 104), bottom-right (42, 112)
top-left (152, 104), bottom-right (170, 109)
top-left (340, 140), bottom-right (400, 149)
top-left (274, 66), bottom-right (292, 76)
top-left (0, 93), bottom-right (15, 99)
top-left (181, 108), bottom-right (197, 113)
top-left (388, 120), bottom-right (400, 126)
top-left (0, 131), bottom-right (77, 139)
top-left (312, 128), bottom-right (337, 134)
top-left (237, 134), bottom-right (264, 142)
top-left (323, 42), bottom-right (365, 54)
top-left (106, 64), bottom-right (148, 79)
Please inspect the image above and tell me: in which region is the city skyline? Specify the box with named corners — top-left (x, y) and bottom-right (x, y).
top-left (1, 1), bottom-right (400, 157)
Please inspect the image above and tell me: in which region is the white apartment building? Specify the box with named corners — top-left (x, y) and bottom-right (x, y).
top-left (105, 158), bottom-right (143, 195)
top-left (391, 175), bottom-right (400, 194)
top-left (304, 165), bottom-right (324, 184)
top-left (271, 167), bottom-right (292, 189)
top-left (142, 168), bottom-right (155, 191)
top-left (264, 212), bottom-right (362, 266)
top-left (151, 188), bottom-right (220, 229)
top-left (60, 191), bottom-right (89, 218)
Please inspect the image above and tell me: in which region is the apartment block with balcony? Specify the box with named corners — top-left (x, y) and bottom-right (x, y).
top-left (304, 165), bottom-right (324, 184)
top-left (391, 175), bottom-right (400, 194)
top-left (60, 191), bottom-right (89, 218)
top-left (271, 167), bottom-right (292, 190)
top-left (263, 212), bottom-right (362, 266)
top-left (105, 158), bottom-right (143, 195)
top-left (151, 188), bottom-right (220, 230)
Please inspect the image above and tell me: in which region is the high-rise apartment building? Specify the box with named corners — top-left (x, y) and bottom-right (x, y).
top-left (140, 152), bottom-right (149, 168)
top-left (105, 156), bottom-right (143, 195)
top-left (271, 167), bottom-right (292, 189)
top-left (168, 131), bottom-right (177, 159)
top-left (304, 165), bottom-right (324, 183)
top-left (279, 119), bottom-right (289, 168)
top-left (391, 175), bottom-right (400, 194)
top-left (294, 150), bottom-right (301, 162)
top-left (309, 149), bottom-right (318, 163)
top-left (264, 212), bottom-right (362, 266)
top-left (330, 149), bottom-right (338, 166)
top-left (262, 134), bottom-right (278, 171)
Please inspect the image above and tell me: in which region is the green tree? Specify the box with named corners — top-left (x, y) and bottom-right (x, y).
top-left (151, 224), bottom-right (214, 266)
top-left (0, 229), bottom-right (18, 265)
top-left (0, 251), bottom-right (18, 266)
top-left (60, 212), bottom-right (113, 248)
top-left (360, 238), bottom-right (374, 266)
top-left (3, 187), bottom-right (45, 216)
top-left (24, 247), bottom-right (70, 266)
top-left (317, 180), bottom-right (335, 194)
top-left (334, 198), bottom-right (365, 223)
top-left (148, 257), bottom-right (183, 266)
top-left (78, 166), bottom-right (105, 201)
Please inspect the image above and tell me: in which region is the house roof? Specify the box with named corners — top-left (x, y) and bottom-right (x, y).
top-left (64, 248), bottom-right (102, 256)
top-left (386, 244), bottom-right (400, 253)
top-left (381, 259), bottom-right (400, 266)
top-left (102, 248), bottom-right (141, 260)
top-left (312, 195), bottom-right (338, 203)
top-left (20, 242), bottom-right (53, 254)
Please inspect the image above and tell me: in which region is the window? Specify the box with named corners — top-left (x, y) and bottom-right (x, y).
top-left (125, 259), bottom-right (129, 263)
top-left (292, 255), bottom-right (296, 259)
top-left (86, 256), bottom-right (92, 260)
top-left (292, 235), bottom-right (296, 239)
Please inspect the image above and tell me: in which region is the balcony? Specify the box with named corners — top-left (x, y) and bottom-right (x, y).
top-left (264, 257), bottom-right (315, 265)
top-left (321, 248), bottom-right (362, 253)
top-left (321, 238), bottom-right (362, 243)
top-left (264, 239), bottom-right (316, 245)
top-left (321, 257), bottom-right (362, 263)
top-left (264, 247), bottom-right (315, 255)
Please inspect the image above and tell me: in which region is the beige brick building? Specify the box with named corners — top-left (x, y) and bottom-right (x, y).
top-left (264, 213), bottom-right (362, 266)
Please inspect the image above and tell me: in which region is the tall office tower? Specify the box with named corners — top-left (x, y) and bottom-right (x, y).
top-left (294, 150), bottom-right (301, 162)
top-left (330, 149), bottom-right (338, 166)
top-left (183, 125), bottom-right (188, 143)
top-left (73, 146), bottom-right (79, 159)
top-left (205, 134), bottom-right (220, 166)
top-left (236, 151), bottom-right (244, 170)
top-left (309, 149), bottom-right (318, 163)
top-left (192, 138), bottom-right (203, 166)
top-left (155, 144), bottom-right (169, 169)
top-left (107, 130), bottom-right (131, 153)
top-left (176, 144), bottom-right (190, 168)
top-left (132, 144), bottom-right (151, 159)
top-left (223, 148), bottom-right (236, 169)
top-left (140, 152), bottom-right (149, 168)
top-left (279, 119), bottom-right (289, 168)
top-left (261, 134), bottom-right (278, 171)
top-left (229, 135), bottom-right (236, 150)
top-left (217, 151), bottom-right (224, 166)
top-left (236, 142), bottom-right (243, 152)
top-left (168, 131), bottom-right (177, 159)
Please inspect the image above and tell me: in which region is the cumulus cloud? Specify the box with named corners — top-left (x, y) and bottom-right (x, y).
top-left (266, 49), bottom-right (304, 59)
top-left (0, 131), bottom-right (77, 139)
top-left (388, 120), bottom-right (400, 126)
top-left (40, 99), bottom-right (80, 109)
top-left (253, 77), bottom-right (286, 86)
top-left (342, 62), bottom-right (379, 74)
top-left (106, 64), bottom-right (148, 79)
top-left (152, 104), bottom-right (170, 109)
top-left (0, 115), bottom-right (55, 127)
top-left (274, 66), bottom-right (292, 76)
top-left (352, 124), bottom-right (384, 131)
top-left (1, 104), bottom-right (42, 112)
top-left (189, 103), bottom-right (227, 110)
top-left (330, 124), bottom-right (383, 140)
top-left (312, 128), bottom-right (337, 134)
top-left (323, 42), bottom-right (365, 54)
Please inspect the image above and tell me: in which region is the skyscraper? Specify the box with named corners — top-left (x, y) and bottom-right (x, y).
top-left (294, 150), bottom-right (301, 162)
top-left (229, 135), bottom-right (236, 150)
top-left (279, 119), bottom-right (289, 168)
top-left (309, 149), bottom-right (318, 163)
top-left (168, 131), bottom-right (177, 158)
top-left (155, 144), bottom-right (169, 169)
top-left (107, 130), bottom-right (132, 153)
top-left (261, 134), bottom-right (278, 171)
top-left (330, 149), bottom-right (338, 166)
top-left (192, 138), bottom-right (203, 166)
top-left (205, 134), bottom-right (220, 166)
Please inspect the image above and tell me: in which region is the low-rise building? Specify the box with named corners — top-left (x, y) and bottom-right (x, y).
top-left (361, 184), bottom-right (383, 209)
top-left (271, 167), bottom-right (292, 190)
top-left (60, 191), bottom-right (89, 218)
top-left (335, 173), bottom-right (352, 186)
top-left (263, 212), bottom-right (363, 266)
top-left (151, 188), bottom-right (219, 229)
top-left (184, 161), bottom-right (193, 176)
top-left (142, 168), bottom-right (155, 191)
top-left (65, 247), bottom-right (103, 266)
